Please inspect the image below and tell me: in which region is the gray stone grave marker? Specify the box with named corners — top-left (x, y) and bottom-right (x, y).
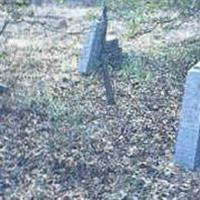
top-left (174, 62), bottom-right (200, 170)
top-left (78, 9), bottom-right (107, 75)
top-left (77, 6), bottom-right (122, 105)
top-left (78, 7), bottom-right (122, 75)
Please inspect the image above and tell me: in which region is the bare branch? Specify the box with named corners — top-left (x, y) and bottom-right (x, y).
top-left (129, 17), bottom-right (178, 39)
top-left (0, 20), bottom-right (9, 36)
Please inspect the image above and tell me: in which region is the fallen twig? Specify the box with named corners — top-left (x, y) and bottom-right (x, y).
top-left (66, 27), bottom-right (89, 35)
top-left (1, 17), bottom-right (88, 35)
top-left (0, 20), bottom-right (9, 36)
top-left (129, 16), bottom-right (180, 39)
top-left (129, 23), bottom-right (158, 39)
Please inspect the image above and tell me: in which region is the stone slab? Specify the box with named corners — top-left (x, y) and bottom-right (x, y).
top-left (78, 8), bottom-right (107, 75)
top-left (174, 62), bottom-right (200, 170)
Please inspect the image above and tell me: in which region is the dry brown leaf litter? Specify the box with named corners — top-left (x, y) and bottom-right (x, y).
top-left (0, 4), bottom-right (200, 200)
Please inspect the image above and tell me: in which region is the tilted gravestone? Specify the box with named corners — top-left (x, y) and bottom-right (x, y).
top-left (174, 62), bottom-right (200, 170)
top-left (77, 6), bottom-right (122, 104)
top-left (78, 6), bottom-right (122, 75)
top-left (78, 10), bottom-right (107, 75)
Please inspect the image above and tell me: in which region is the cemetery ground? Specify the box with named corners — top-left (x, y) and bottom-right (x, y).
top-left (1, 4), bottom-right (200, 200)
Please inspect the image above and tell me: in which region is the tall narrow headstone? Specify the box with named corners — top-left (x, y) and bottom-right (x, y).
top-left (174, 62), bottom-right (200, 170)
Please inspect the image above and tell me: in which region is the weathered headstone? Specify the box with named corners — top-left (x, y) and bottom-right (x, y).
top-left (174, 62), bottom-right (200, 170)
top-left (78, 8), bottom-right (107, 75)
top-left (77, 6), bottom-right (121, 104)
top-left (78, 6), bottom-right (122, 75)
